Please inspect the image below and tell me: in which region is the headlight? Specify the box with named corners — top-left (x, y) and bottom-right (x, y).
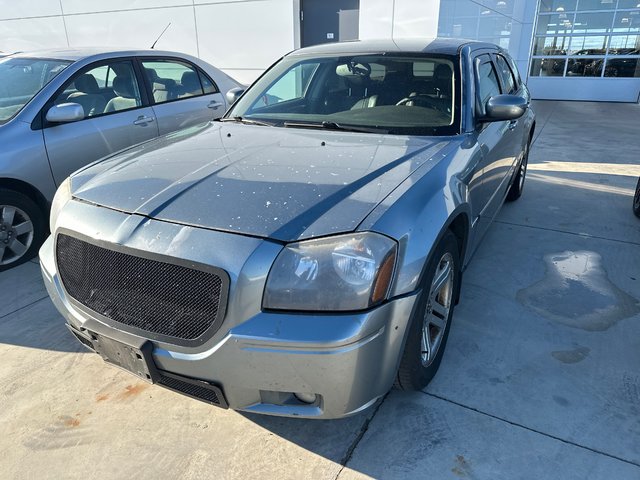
top-left (264, 232), bottom-right (397, 311)
top-left (49, 177), bottom-right (72, 232)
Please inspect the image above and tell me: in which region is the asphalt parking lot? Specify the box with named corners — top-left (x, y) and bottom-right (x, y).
top-left (1, 100), bottom-right (639, 479)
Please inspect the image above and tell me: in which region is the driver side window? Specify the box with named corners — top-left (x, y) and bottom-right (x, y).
top-left (476, 57), bottom-right (502, 110)
top-left (53, 60), bottom-right (142, 119)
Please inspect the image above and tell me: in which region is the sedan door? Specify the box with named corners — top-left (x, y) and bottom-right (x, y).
top-left (473, 54), bottom-right (516, 230)
top-left (43, 59), bottom-right (158, 185)
top-left (140, 58), bottom-right (226, 136)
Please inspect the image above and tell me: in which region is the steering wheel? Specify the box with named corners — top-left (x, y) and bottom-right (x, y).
top-left (396, 95), bottom-right (436, 108)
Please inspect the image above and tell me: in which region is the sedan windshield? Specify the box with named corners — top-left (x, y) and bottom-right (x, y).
top-left (228, 54), bottom-right (459, 136)
top-left (0, 57), bottom-right (71, 123)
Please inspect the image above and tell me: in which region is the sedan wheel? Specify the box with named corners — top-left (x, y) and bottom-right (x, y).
top-left (506, 139), bottom-right (529, 202)
top-left (633, 177), bottom-right (640, 218)
top-left (0, 189), bottom-right (46, 271)
top-left (395, 231), bottom-right (460, 391)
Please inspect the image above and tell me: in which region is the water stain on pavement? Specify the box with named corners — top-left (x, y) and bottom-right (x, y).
top-left (516, 251), bottom-right (640, 331)
top-left (551, 346), bottom-right (590, 364)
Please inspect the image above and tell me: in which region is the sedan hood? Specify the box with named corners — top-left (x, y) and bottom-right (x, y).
top-left (71, 122), bottom-right (454, 242)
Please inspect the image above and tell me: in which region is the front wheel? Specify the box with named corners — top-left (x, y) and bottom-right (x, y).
top-left (395, 231), bottom-right (460, 390)
top-left (0, 189), bottom-right (46, 271)
top-left (506, 139), bottom-right (530, 202)
top-left (633, 177), bottom-right (640, 218)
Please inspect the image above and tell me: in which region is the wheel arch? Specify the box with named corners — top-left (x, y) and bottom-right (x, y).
top-left (0, 178), bottom-right (50, 217)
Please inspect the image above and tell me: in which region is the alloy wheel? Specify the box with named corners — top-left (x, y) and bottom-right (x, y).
top-left (421, 252), bottom-right (455, 367)
top-left (0, 205), bottom-right (34, 266)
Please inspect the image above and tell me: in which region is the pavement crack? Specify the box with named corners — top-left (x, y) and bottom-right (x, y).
top-left (0, 296), bottom-right (50, 321)
top-left (494, 220), bottom-right (640, 247)
top-left (335, 392), bottom-right (389, 479)
top-left (423, 391), bottom-right (640, 470)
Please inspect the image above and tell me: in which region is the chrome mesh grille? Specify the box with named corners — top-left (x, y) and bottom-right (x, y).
top-left (56, 234), bottom-right (226, 342)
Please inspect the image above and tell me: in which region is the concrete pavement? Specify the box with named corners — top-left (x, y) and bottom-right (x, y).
top-left (1, 101), bottom-right (639, 479)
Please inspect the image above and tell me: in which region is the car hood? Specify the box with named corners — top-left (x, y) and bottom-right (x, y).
top-left (71, 122), bottom-right (455, 242)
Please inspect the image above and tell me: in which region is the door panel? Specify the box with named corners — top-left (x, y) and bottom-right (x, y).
top-left (44, 59), bottom-right (158, 185)
top-left (151, 93), bottom-right (225, 136)
top-left (44, 107), bottom-right (158, 185)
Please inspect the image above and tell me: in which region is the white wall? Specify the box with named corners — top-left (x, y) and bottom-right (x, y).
top-left (359, 0), bottom-right (440, 40)
top-left (0, 0), bottom-right (297, 85)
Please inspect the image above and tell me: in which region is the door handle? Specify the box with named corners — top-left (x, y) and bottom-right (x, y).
top-left (207, 101), bottom-right (224, 109)
top-left (133, 116), bottom-right (155, 126)
top-left (508, 120), bottom-right (518, 131)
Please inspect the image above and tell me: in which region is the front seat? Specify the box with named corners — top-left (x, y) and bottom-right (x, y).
top-left (67, 73), bottom-right (106, 117)
top-left (104, 76), bottom-right (140, 113)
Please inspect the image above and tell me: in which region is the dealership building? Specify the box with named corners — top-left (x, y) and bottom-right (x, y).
top-left (1, 0), bottom-right (639, 102)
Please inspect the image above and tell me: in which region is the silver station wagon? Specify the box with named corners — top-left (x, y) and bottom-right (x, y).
top-left (41, 38), bottom-right (535, 419)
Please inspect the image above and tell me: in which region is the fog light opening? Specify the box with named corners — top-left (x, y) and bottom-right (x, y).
top-left (294, 392), bottom-right (317, 404)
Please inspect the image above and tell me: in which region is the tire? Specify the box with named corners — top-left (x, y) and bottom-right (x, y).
top-left (0, 189), bottom-right (46, 271)
top-left (395, 230), bottom-right (460, 391)
top-left (506, 138), bottom-right (530, 202)
top-left (634, 177), bottom-right (640, 218)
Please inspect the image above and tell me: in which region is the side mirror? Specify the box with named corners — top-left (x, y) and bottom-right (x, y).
top-left (225, 87), bottom-right (246, 106)
top-left (483, 94), bottom-right (528, 122)
top-left (46, 103), bottom-right (85, 123)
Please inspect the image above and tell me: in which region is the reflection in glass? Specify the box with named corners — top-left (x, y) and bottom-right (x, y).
top-left (604, 57), bottom-right (640, 77)
top-left (539, 0), bottom-right (577, 13)
top-left (576, 0), bottom-right (614, 11)
top-left (573, 12), bottom-right (615, 33)
top-left (536, 13), bottom-right (576, 34)
top-left (613, 11), bottom-right (640, 33)
top-left (530, 57), bottom-right (566, 76)
top-left (608, 34), bottom-right (640, 50)
top-left (533, 36), bottom-right (569, 55)
top-left (566, 57), bottom-right (604, 75)
top-left (617, 0), bottom-right (640, 8)
top-left (568, 35), bottom-right (607, 54)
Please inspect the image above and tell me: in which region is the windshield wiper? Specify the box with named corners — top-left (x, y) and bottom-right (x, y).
top-left (283, 120), bottom-right (388, 134)
top-left (216, 116), bottom-right (274, 127)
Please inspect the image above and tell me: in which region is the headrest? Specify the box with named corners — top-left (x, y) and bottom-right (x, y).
top-left (112, 75), bottom-right (136, 98)
top-left (145, 68), bottom-right (159, 81)
top-left (181, 71), bottom-right (200, 91)
top-left (75, 73), bottom-right (99, 93)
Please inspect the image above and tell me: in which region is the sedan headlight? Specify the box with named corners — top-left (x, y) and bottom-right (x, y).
top-left (49, 177), bottom-right (72, 233)
top-left (264, 232), bottom-right (397, 311)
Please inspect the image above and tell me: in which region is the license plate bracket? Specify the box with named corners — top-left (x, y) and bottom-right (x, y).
top-left (87, 331), bottom-right (159, 383)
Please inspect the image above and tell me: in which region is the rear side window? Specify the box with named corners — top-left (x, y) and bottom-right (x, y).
top-left (142, 59), bottom-right (217, 104)
top-left (495, 55), bottom-right (517, 94)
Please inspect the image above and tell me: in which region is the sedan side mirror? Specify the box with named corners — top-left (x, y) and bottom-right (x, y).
top-left (483, 94), bottom-right (528, 122)
top-left (226, 87), bottom-right (246, 106)
top-left (46, 103), bottom-right (85, 123)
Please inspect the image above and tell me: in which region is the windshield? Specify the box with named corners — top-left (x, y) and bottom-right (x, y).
top-left (0, 57), bottom-right (71, 124)
top-left (227, 54), bottom-right (459, 136)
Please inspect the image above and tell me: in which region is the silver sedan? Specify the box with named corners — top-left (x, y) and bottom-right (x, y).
top-left (41, 38), bottom-right (535, 419)
top-left (0, 48), bottom-right (242, 270)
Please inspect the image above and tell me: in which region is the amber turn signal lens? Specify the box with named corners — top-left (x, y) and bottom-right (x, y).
top-left (370, 249), bottom-right (396, 305)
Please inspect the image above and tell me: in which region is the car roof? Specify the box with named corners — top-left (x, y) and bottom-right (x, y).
top-left (288, 37), bottom-right (494, 57)
top-left (9, 47), bottom-right (193, 62)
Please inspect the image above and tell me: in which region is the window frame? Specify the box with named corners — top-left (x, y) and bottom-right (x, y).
top-left (37, 56), bottom-right (150, 130)
top-left (136, 56), bottom-right (220, 107)
top-left (473, 53), bottom-right (503, 120)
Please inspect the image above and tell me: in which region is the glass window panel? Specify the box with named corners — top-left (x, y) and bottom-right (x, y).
top-left (573, 12), bottom-right (615, 33)
top-left (539, 0), bottom-right (577, 13)
top-left (566, 57), bottom-right (605, 75)
top-left (577, 0), bottom-right (616, 11)
top-left (604, 56), bottom-right (640, 76)
top-left (612, 11), bottom-right (640, 32)
top-left (142, 60), bottom-right (204, 103)
top-left (530, 57), bottom-right (567, 76)
top-left (495, 55), bottom-right (516, 93)
top-left (537, 13), bottom-right (576, 34)
top-left (478, 16), bottom-right (512, 37)
top-left (568, 35), bottom-right (608, 53)
top-left (617, 0), bottom-right (640, 9)
top-left (533, 36), bottom-right (570, 55)
top-left (199, 71), bottom-right (218, 94)
top-left (477, 61), bottom-right (501, 104)
top-left (608, 33), bottom-right (640, 48)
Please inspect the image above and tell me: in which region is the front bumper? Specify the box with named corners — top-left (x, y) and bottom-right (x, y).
top-left (40, 222), bottom-right (417, 419)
